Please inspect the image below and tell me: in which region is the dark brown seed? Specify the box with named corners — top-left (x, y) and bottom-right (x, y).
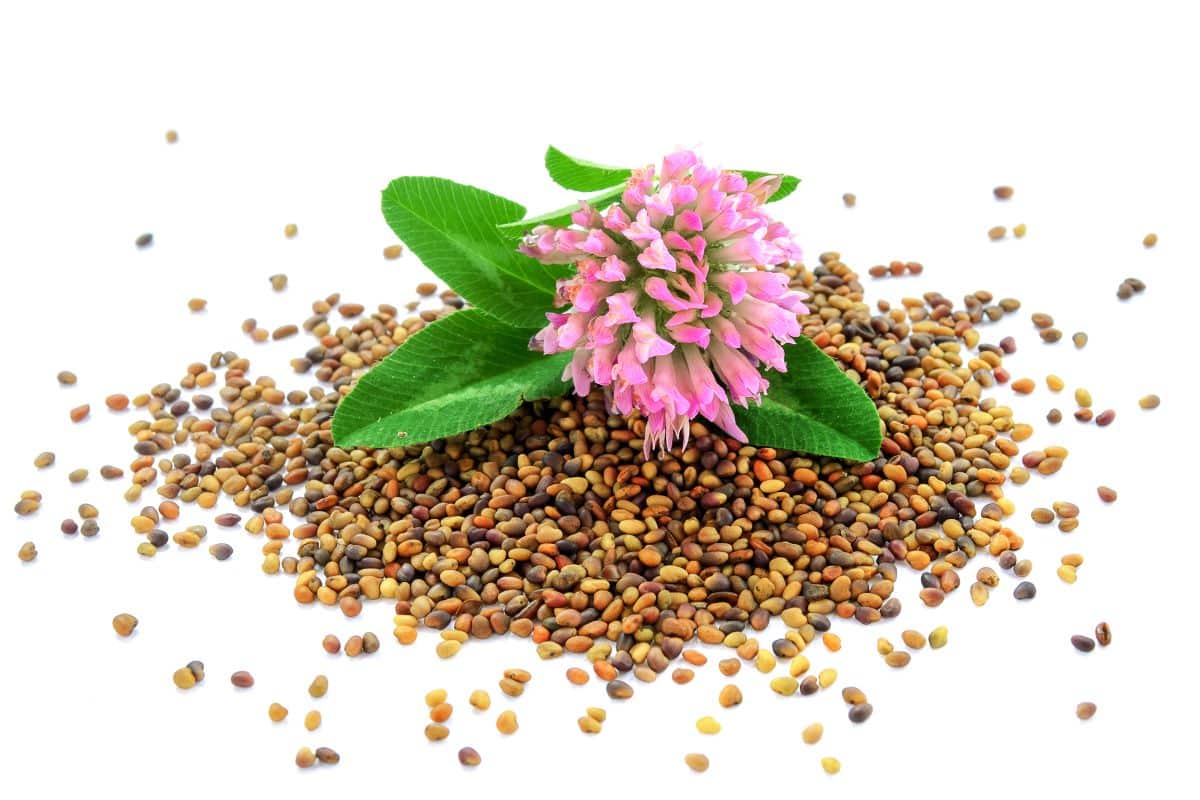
top-left (848, 703), bottom-right (873, 723)
top-left (1047, 408), bottom-right (1062, 424)
top-left (1095, 622), bottom-right (1112, 646)
top-left (1076, 702), bottom-right (1097, 720)
top-left (231, 670), bottom-right (255, 688)
top-left (135, 233), bottom-right (153, 248)
top-left (60, 519), bottom-right (78, 535)
top-left (1117, 282), bottom-right (1133, 300)
top-left (1095, 409), bottom-right (1115, 427)
top-left (606, 680), bottom-right (633, 700)
top-left (1013, 581), bottom-right (1037, 600)
top-left (100, 465), bottom-right (124, 479)
top-left (362, 632), bottom-right (379, 654)
top-left (314, 747), bottom-right (340, 765)
top-left (993, 185), bottom-right (1014, 199)
top-left (208, 543), bottom-right (233, 561)
top-left (458, 747), bottom-right (481, 767)
top-left (1071, 635), bottom-right (1095, 653)
top-left (1074, 409), bottom-right (1094, 423)
top-left (214, 513), bottom-right (241, 527)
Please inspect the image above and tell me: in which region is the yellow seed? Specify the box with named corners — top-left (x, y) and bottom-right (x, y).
top-left (685, 753), bottom-right (710, 772)
top-left (424, 723), bottom-right (449, 741)
top-left (1046, 374), bottom-right (1065, 392)
top-left (136, 542), bottom-right (157, 557)
top-left (304, 710), bottom-right (321, 731)
top-left (284, 223), bottom-right (298, 238)
top-left (754, 650), bottom-right (776, 673)
top-left (1057, 564), bottom-right (1078, 584)
top-left (696, 716), bottom-right (721, 734)
top-left (165, 129), bottom-right (178, 144)
top-left (802, 722), bottom-right (824, 745)
top-left (929, 626), bottom-right (949, 649)
top-left (788, 655), bottom-right (810, 676)
top-left (1139, 394), bottom-right (1160, 409)
top-left (468, 689), bottom-right (490, 711)
top-left (1143, 232), bottom-right (1157, 248)
top-left (172, 667), bottom-right (196, 690)
top-left (876, 638), bottom-right (893, 656)
top-left (496, 710), bottom-right (518, 735)
top-left (295, 747), bottom-right (316, 768)
top-left (578, 715), bottom-right (602, 734)
top-left (425, 688), bottom-right (447, 707)
top-left (1061, 553), bottom-right (1085, 567)
top-left (1013, 223), bottom-right (1027, 238)
top-left (436, 639), bottom-right (462, 659)
top-left (308, 674), bottom-right (328, 698)
top-left (770, 677), bottom-right (799, 696)
top-left (268, 703), bottom-right (288, 722)
top-left (821, 757), bottom-right (841, 775)
top-left (1075, 388), bottom-right (1092, 408)
top-left (719, 684), bottom-right (743, 707)
top-left (586, 706), bottom-right (606, 722)
top-left (818, 668), bottom-right (837, 689)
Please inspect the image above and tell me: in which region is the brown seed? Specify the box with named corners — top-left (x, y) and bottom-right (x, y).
top-left (17, 541), bottom-right (37, 562)
top-left (1095, 622), bottom-right (1112, 646)
top-left (57, 370), bottom-right (77, 385)
top-left (416, 282), bottom-right (438, 296)
top-left (884, 651), bottom-right (911, 668)
top-left (684, 753), bottom-right (710, 772)
top-left (135, 233), bottom-right (153, 248)
top-left (993, 185), bottom-right (1014, 199)
top-left (1076, 702), bottom-right (1097, 720)
top-left (1031, 312), bottom-right (1054, 329)
top-left (208, 543), bottom-right (233, 561)
top-left (112, 613), bottom-right (138, 637)
top-left (566, 667), bottom-right (589, 685)
top-left (848, 703), bottom-right (873, 723)
top-left (1014, 559), bottom-right (1033, 577)
top-left (69, 404), bottom-right (90, 422)
top-left (1014, 581), bottom-right (1037, 600)
top-left (284, 223), bottom-right (298, 238)
top-left (606, 679), bottom-right (633, 700)
top-left (1074, 409), bottom-right (1094, 423)
top-left (901, 630), bottom-right (926, 650)
top-left (1040, 328), bottom-right (1062, 343)
top-left (458, 747), bottom-right (481, 767)
top-left (295, 747), bottom-right (316, 768)
top-left (988, 226), bottom-right (1007, 240)
top-left (105, 393), bottom-right (129, 411)
top-left (1046, 408), bottom-right (1062, 424)
top-left (1139, 394), bottom-right (1160, 409)
top-left (970, 582), bottom-right (989, 606)
top-left (314, 747), bottom-right (340, 766)
top-left (383, 244), bottom-right (404, 260)
top-left (424, 723), bottom-right (449, 741)
top-left (1071, 635), bottom-right (1096, 653)
top-left (60, 519), bottom-right (78, 535)
top-left (1031, 507), bottom-right (1054, 524)
top-left (1097, 486), bottom-right (1117, 503)
top-left (718, 684), bottom-right (743, 707)
top-left (1142, 232), bottom-right (1157, 248)
top-left (33, 451), bottom-right (55, 468)
top-left (344, 636), bottom-right (363, 657)
top-left (272, 324), bottom-right (299, 340)
top-left (1072, 332), bottom-right (1088, 348)
top-left (362, 632), bottom-right (379, 654)
top-left (187, 298), bottom-right (207, 312)
top-left (308, 674), bottom-right (328, 698)
top-left (1096, 409), bottom-right (1115, 427)
top-left (841, 687), bottom-right (867, 705)
top-left (68, 468), bottom-right (88, 483)
top-left (231, 671), bottom-right (255, 688)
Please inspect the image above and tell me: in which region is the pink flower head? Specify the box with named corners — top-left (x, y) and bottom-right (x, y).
top-left (522, 150), bottom-right (808, 456)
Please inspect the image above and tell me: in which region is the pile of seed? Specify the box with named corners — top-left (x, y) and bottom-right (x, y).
top-left (56, 252), bottom-right (1065, 682)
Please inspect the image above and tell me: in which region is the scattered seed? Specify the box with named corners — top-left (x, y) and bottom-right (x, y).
top-left (1139, 394), bottom-right (1160, 409)
top-left (69, 404), bottom-right (90, 422)
top-left (112, 613), bottom-right (138, 637)
top-left (208, 543), bottom-right (233, 561)
top-left (458, 747), bottom-right (481, 767)
top-left (1031, 507), bottom-right (1054, 524)
top-left (802, 722), bottom-right (824, 745)
top-left (308, 675), bottom-right (328, 698)
top-left (718, 684), bottom-right (743, 707)
top-left (496, 710), bottom-right (518, 735)
top-left (993, 185), bottom-right (1014, 199)
top-left (135, 233), bottom-right (153, 248)
top-left (1014, 581), bottom-right (1037, 600)
top-left (1071, 635), bottom-right (1096, 653)
top-left (295, 747), bottom-right (316, 768)
top-left (1046, 408), bottom-right (1062, 424)
top-left (469, 690), bottom-right (490, 710)
top-left (1057, 565), bottom-right (1077, 584)
top-left (848, 703), bottom-right (873, 723)
top-left (314, 747), bottom-right (339, 766)
top-left (60, 519), bottom-right (78, 535)
top-left (1046, 374), bottom-right (1064, 392)
top-left (57, 370), bottom-right (77, 385)
top-left (429, 702), bottom-right (453, 723)
top-left (68, 468), bottom-right (88, 483)
top-left (988, 225), bottom-right (1007, 240)
top-left (684, 753), bottom-right (709, 772)
top-left (383, 244), bottom-right (404, 260)
top-left (34, 451), bottom-right (55, 469)
top-left (884, 651), bottom-right (910, 668)
top-left (607, 680), bottom-right (634, 700)
top-left (818, 668), bottom-right (837, 689)
top-left (696, 716), bottom-right (721, 735)
top-left (577, 715), bottom-right (602, 734)
top-left (821, 757), bottom-right (841, 775)
top-left (304, 710), bottom-right (321, 731)
top-left (272, 324), bottom-right (299, 341)
top-left (970, 582), bottom-right (989, 606)
top-left (268, 703), bottom-right (288, 722)
top-left (929, 626), bottom-right (948, 649)
top-left (416, 282), bottom-right (438, 297)
top-left (424, 723), bottom-right (449, 741)
top-left (18, 541), bottom-right (37, 562)
top-left (1096, 409), bottom-right (1115, 426)
top-left (1076, 702), bottom-right (1097, 720)
top-left (1014, 559), bottom-right (1033, 577)
top-left (1143, 233), bottom-right (1157, 248)
top-left (841, 687), bottom-right (867, 705)
top-left (231, 671), bottom-right (255, 688)
top-left (901, 630), bottom-right (926, 650)
top-left (269, 274), bottom-right (288, 291)
top-left (1072, 331), bottom-right (1088, 348)
top-left (1013, 223), bottom-right (1027, 238)
top-left (284, 223), bottom-right (298, 238)
top-left (770, 677), bottom-right (799, 696)
top-left (187, 298), bottom-right (207, 312)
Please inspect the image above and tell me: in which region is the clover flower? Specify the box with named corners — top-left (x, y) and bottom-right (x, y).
top-left (521, 150), bottom-right (808, 455)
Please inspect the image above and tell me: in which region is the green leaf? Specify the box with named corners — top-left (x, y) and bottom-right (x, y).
top-left (734, 337), bottom-right (882, 461)
top-left (545, 145), bottom-right (632, 191)
top-left (495, 184), bottom-right (626, 239)
top-left (381, 176), bottom-right (571, 329)
top-left (541, 144), bottom-right (801, 204)
top-left (332, 308), bottom-right (571, 447)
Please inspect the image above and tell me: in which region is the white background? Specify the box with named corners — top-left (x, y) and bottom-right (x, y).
top-left (2, 1), bottom-right (1197, 797)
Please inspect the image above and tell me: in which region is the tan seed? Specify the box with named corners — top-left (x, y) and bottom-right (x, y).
top-left (1139, 394), bottom-right (1160, 409)
top-left (268, 703), bottom-right (288, 722)
top-left (468, 689), bottom-right (490, 710)
top-left (383, 244), bottom-right (404, 260)
top-left (284, 223), bottom-right (298, 238)
top-left (165, 129), bottom-right (178, 144)
top-left (424, 723), bottom-right (449, 741)
top-left (295, 747), bottom-right (316, 768)
top-left (901, 630), bottom-right (926, 650)
top-left (34, 451), bottom-right (55, 468)
top-left (18, 541), bottom-right (37, 562)
top-left (884, 651), bottom-right (911, 668)
top-left (304, 710), bottom-right (321, 731)
top-left (496, 710), bottom-right (518, 735)
top-left (988, 225), bottom-right (1007, 240)
top-left (416, 282), bottom-right (438, 296)
top-left (308, 674), bottom-right (328, 698)
top-left (187, 298), bottom-right (207, 312)
top-left (993, 185), bottom-right (1014, 199)
top-left (842, 193), bottom-right (856, 208)
top-left (112, 613), bottom-right (138, 637)
top-left (802, 722), bottom-right (824, 745)
top-left (1076, 702), bottom-right (1097, 720)
top-left (1142, 233), bottom-right (1157, 248)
